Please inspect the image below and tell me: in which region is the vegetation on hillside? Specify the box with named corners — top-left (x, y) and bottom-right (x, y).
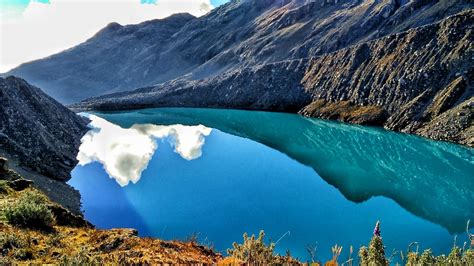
top-left (0, 166), bottom-right (221, 264)
top-left (4, 190), bottom-right (54, 230)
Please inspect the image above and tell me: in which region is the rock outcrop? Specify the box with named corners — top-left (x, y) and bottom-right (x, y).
top-left (74, 10), bottom-right (473, 146)
top-left (4, 0), bottom-right (471, 104)
top-left (0, 76), bottom-right (89, 181)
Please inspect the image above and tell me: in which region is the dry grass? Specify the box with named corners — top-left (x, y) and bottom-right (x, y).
top-left (0, 177), bottom-right (222, 264)
top-left (301, 100), bottom-right (387, 125)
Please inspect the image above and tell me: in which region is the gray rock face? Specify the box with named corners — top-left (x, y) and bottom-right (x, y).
top-left (74, 9), bottom-right (473, 146)
top-left (4, 0), bottom-right (471, 104)
top-left (0, 76), bottom-right (89, 181)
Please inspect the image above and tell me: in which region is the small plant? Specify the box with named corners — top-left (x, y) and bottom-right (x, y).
top-left (0, 232), bottom-right (25, 251)
top-left (60, 247), bottom-right (103, 265)
top-left (358, 246), bottom-right (369, 266)
top-left (406, 251), bottom-right (419, 265)
top-left (103, 251), bottom-right (129, 264)
top-left (13, 248), bottom-right (34, 260)
top-left (0, 180), bottom-right (9, 194)
top-left (342, 245), bottom-right (353, 266)
top-left (185, 232), bottom-right (215, 251)
top-left (227, 230), bottom-right (276, 264)
top-left (418, 249), bottom-right (435, 264)
top-left (3, 190), bottom-right (54, 230)
top-left (359, 221), bottom-right (388, 266)
top-left (386, 248), bottom-right (399, 265)
top-left (0, 255), bottom-right (13, 265)
top-left (46, 233), bottom-right (64, 248)
top-left (447, 246), bottom-right (462, 264)
top-left (307, 243), bottom-right (318, 264)
top-left (463, 249), bottom-right (474, 264)
top-left (328, 244), bottom-right (343, 265)
top-left (186, 232), bottom-right (200, 245)
top-left (468, 220), bottom-right (473, 250)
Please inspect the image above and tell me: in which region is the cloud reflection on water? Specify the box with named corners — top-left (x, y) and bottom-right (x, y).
top-left (77, 115), bottom-right (212, 186)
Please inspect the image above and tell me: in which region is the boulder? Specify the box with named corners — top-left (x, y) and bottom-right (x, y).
top-left (49, 204), bottom-right (93, 228)
top-left (8, 179), bottom-right (33, 191)
top-left (0, 157), bottom-right (8, 172)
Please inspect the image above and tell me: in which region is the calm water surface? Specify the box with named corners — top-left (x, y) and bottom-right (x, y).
top-left (69, 108), bottom-right (474, 263)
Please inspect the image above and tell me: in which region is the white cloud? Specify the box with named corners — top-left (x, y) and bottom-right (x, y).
top-left (0, 0), bottom-right (213, 72)
top-left (77, 115), bottom-right (212, 187)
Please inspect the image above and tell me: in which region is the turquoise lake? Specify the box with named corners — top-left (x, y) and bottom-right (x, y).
top-left (69, 108), bottom-right (474, 263)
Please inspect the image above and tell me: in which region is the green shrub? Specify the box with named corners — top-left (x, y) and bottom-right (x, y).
top-left (358, 246), bottom-right (369, 266)
top-left (21, 190), bottom-right (49, 204)
top-left (0, 255), bottom-right (13, 265)
top-left (0, 180), bottom-right (9, 194)
top-left (367, 235), bottom-right (388, 265)
top-left (406, 251), bottom-right (419, 265)
top-left (419, 249), bottom-right (435, 264)
top-left (227, 230), bottom-right (276, 264)
top-left (13, 248), bottom-right (34, 260)
top-left (359, 221), bottom-right (388, 266)
top-left (4, 190), bottom-right (54, 230)
top-left (60, 247), bottom-right (103, 265)
top-left (447, 246), bottom-right (462, 264)
top-left (46, 233), bottom-right (64, 248)
top-left (463, 249), bottom-right (474, 264)
top-left (0, 232), bottom-right (25, 250)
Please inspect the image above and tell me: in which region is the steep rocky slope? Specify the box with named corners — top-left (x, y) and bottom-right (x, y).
top-left (5, 0), bottom-right (471, 103)
top-left (74, 10), bottom-right (473, 146)
top-left (0, 76), bottom-right (89, 181)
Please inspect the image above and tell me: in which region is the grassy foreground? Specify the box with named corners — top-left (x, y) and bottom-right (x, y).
top-left (0, 158), bottom-right (473, 265)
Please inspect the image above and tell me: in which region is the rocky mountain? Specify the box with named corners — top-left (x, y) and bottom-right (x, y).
top-left (4, 0), bottom-right (472, 104)
top-left (4, 13), bottom-right (196, 103)
top-left (0, 76), bottom-right (89, 181)
top-left (74, 9), bottom-right (473, 146)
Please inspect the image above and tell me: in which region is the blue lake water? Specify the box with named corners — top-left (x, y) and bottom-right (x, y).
top-left (69, 108), bottom-right (474, 263)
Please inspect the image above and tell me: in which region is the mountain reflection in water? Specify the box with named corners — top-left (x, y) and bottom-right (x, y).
top-left (88, 108), bottom-right (474, 234)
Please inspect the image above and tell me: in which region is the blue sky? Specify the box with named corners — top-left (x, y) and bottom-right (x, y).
top-left (0, 0), bottom-right (230, 72)
top-left (211, 0), bottom-right (229, 6)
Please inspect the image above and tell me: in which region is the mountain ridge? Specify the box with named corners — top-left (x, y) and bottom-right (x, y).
top-left (0, 76), bottom-right (88, 181)
top-left (73, 8), bottom-right (473, 146)
top-left (4, 0), bottom-right (472, 103)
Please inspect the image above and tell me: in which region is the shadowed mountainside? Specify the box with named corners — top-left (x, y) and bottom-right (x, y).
top-left (5, 0), bottom-right (472, 104)
top-left (0, 77), bottom-right (88, 181)
top-left (0, 77), bottom-right (89, 213)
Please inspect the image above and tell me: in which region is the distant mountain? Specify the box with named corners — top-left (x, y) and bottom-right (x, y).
top-left (5, 0), bottom-right (471, 103)
top-left (74, 9), bottom-right (473, 146)
top-left (0, 76), bottom-right (88, 181)
top-left (4, 13), bottom-right (196, 103)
